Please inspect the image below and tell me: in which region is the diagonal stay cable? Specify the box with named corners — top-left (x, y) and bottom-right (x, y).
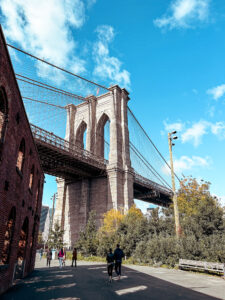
top-left (7, 43), bottom-right (110, 91)
top-left (16, 74), bottom-right (86, 101)
top-left (128, 107), bottom-right (180, 182)
top-left (22, 96), bottom-right (66, 109)
top-left (130, 142), bottom-right (172, 189)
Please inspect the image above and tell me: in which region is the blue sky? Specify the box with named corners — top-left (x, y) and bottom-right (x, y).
top-left (1, 0), bottom-right (225, 211)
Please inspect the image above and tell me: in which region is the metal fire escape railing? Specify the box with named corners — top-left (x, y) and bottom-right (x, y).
top-left (31, 124), bottom-right (108, 169)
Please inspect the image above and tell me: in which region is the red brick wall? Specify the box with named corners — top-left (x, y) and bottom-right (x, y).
top-left (0, 27), bottom-right (44, 295)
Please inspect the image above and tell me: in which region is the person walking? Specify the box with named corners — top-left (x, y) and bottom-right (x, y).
top-left (62, 247), bottom-right (66, 267)
top-left (71, 248), bottom-right (77, 267)
top-left (106, 248), bottom-right (114, 283)
top-left (40, 248), bottom-right (43, 261)
top-left (58, 248), bottom-right (64, 268)
top-left (114, 244), bottom-right (124, 280)
top-left (46, 248), bottom-right (52, 267)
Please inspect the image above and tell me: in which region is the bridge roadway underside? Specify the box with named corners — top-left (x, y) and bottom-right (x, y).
top-left (35, 140), bottom-right (172, 207)
top-left (133, 182), bottom-right (172, 207)
top-left (35, 141), bottom-right (106, 180)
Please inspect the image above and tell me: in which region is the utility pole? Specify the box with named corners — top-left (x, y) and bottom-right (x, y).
top-left (51, 193), bottom-right (56, 231)
top-left (168, 131), bottom-right (181, 238)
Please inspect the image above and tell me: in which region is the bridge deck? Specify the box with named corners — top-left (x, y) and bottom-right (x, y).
top-left (31, 124), bottom-right (107, 179)
top-left (31, 124), bottom-right (172, 206)
top-left (133, 172), bottom-right (173, 207)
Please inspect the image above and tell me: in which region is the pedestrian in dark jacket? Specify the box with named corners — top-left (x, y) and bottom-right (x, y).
top-left (46, 248), bottom-right (52, 267)
top-left (106, 248), bottom-right (114, 283)
top-left (114, 244), bottom-right (124, 279)
top-left (71, 248), bottom-right (77, 267)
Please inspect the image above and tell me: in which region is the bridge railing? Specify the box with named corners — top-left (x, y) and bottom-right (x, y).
top-left (30, 124), bottom-right (108, 169)
top-left (134, 171), bottom-right (173, 196)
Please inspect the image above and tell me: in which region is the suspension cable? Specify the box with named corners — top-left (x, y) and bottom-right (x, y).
top-left (128, 107), bottom-right (180, 182)
top-left (16, 74), bottom-right (86, 101)
top-left (130, 142), bottom-right (172, 189)
top-left (7, 43), bottom-right (110, 91)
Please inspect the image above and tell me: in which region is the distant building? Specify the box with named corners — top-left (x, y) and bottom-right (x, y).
top-left (0, 26), bottom-right (44, 295)
top-left (144, 207), bottom-right (155, 220)
top-left (39, 206), bottom-right (50, 243)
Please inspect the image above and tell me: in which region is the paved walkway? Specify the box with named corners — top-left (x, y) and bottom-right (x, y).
top-left (2, 260), bottom-right (225, 299)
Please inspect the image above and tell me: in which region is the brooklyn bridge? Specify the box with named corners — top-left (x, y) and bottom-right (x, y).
top-left (7, 43), bottom-right (178, 246)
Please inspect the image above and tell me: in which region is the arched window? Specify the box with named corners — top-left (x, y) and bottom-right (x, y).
top-left (0, 207), bottom-right (16, 265)
top-left (76, 121), bottom-right (87, 149)
top-left (96, 113), bottom-right (110, 159)
top-left (17, 217), bottom-right (29, 262)
top-left (16, 139), bottom-right (25, 173)
top-left (0, 87), bottom-right (8, 148)
top-left (29, 165), bottom-right (34, 191)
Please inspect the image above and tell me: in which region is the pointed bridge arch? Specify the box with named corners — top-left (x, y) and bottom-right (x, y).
top-left (96, 113), bottom-right (110, 159)
top-left (75, 120), bottom-right (87, 149)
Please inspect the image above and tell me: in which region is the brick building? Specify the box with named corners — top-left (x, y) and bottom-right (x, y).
top-left (0, 26), bottom-right (44, 294)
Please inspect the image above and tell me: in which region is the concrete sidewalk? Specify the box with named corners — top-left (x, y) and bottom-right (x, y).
top-left (2, 259), bottom-right (225, 299)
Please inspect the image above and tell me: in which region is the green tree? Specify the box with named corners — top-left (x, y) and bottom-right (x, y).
top-left (76, 211), bottom-right (98, 256)
top-left (47, 222), bottom-right (64, 249)
top-left (38, 231), bottom-right (44, 246)
top-left (117, 205), bottom-right (148, 257)
top-left (177, 177), bottom-right (224, 237)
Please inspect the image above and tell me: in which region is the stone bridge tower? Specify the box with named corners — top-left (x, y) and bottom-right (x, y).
top-left (54, 85), bottom-right (134, 247)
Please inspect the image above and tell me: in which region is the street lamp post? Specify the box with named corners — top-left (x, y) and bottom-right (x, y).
top-left (168, 131), bottom-right (181, 238)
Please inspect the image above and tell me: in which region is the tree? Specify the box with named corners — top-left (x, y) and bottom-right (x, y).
top-left (117, 205), bottom-right (148, 257)
top-left (76, 210), bottom-right (98, 255)
top-left (176, 177), bottom-right (224, 236)
top-left (47, 222), bottom-right (64, 249)
top-left (38, 231), bottom-right (44, 246)
top-left (101, 209), bottom-right (124, 235)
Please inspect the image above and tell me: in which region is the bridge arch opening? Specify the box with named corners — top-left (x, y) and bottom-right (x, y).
top-left (76, 120), bottom-right (87, 149)
top-left (96, 113), bottom-right (110, 160)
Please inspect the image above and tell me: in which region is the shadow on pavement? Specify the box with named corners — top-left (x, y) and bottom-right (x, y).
top-left (1, 264), bottom-right (222, 300)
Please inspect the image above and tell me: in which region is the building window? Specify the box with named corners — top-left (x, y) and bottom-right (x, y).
top-left (29, 165), bottom-right (34, 191)
top-left (0, 207), bottom-right (16, 265)
top-left (16, 139), bottom-right (25, 173)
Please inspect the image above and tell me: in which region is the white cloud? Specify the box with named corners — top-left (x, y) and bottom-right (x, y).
top-left (181, 120), bottom-right (209, 146)
top-left (93, 25), bottom-right (130, 88)
top-left (0, 0), bottom-right (87, 79)
top-left (162, 155), bottom-right (210, 175)
top-left (154, 0), bottom-right (210, 29)
top-left (163, 121), bottom-right (184, 133)
top-left (211, 122), bottom-right (225, 139)
top-left (181, 120), bottom-right (225, 145)
top-left (164, 119), bottom-right (225, 147)
top-left (207, 84), bottom-right (225, 100)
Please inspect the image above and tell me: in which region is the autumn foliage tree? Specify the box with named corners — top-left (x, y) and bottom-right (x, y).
top-left (100, 209), bottom-right (124, 235)
top-left (177, 177), bottom-right (224, 237)
top-left (75, 179), bottom-right (225, 265)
